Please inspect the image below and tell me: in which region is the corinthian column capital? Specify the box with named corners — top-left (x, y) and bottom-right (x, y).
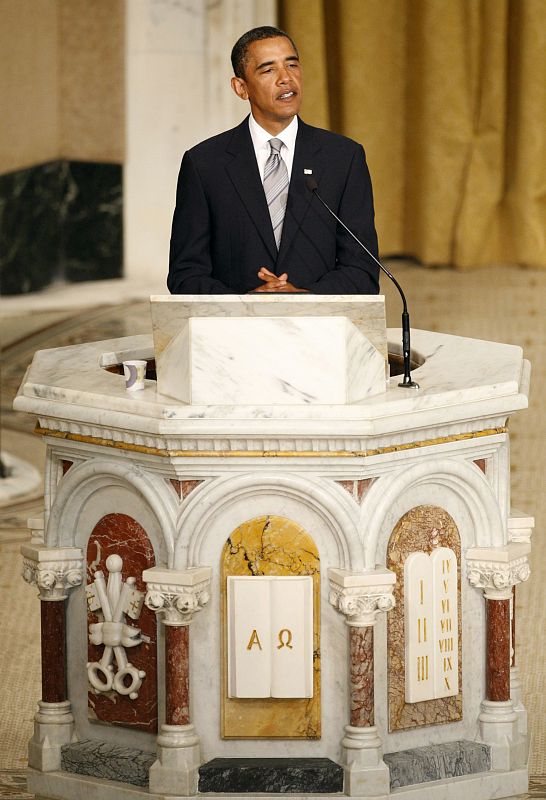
top-left (328, 568), bottom-right (396, 626)
top-left (143, 566), bottom-right (212, 626)
top-left (466, 543), bottom-right (531, 600)
top-left (21, 544), bottom-right (84, 601)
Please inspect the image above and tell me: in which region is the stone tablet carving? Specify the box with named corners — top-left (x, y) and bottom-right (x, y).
top-left (387, 506), bottom-right (462, 732)
top-left (404, 548), bottom-right (458, 702)
top-left (227, 576), bottom-right (313, 699)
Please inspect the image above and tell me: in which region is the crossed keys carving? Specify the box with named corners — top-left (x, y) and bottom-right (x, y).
top-left (86, 554), bottom-right (146, 700)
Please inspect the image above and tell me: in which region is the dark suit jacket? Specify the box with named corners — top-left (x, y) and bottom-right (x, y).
top-left (168, 117), bottom-right (379, 294)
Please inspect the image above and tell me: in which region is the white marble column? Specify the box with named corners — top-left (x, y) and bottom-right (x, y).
top-left (21, 545), bottom-right (84, 772)
top-left (143, 566), bottom-right (212, 797)
top-left (467, 543), bottom-right (531, 770)
top-left (507, 510), bottom-right (534, 737)
top-left (328, 568), bottom-right (396, 798)
top-left (124, 0), bottom-right (276, 284)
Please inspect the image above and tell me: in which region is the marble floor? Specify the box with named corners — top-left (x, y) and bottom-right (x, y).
top-left (1, 264), bottom-right (544, 797)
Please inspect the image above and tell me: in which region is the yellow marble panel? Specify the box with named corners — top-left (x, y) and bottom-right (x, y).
top-left (387, 505), bottom-right (462, 731)
top-left (221, 515), bottom-right (320, 739)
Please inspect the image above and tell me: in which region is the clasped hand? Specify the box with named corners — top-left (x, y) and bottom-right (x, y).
top-left (250, 267), bottom-right (308, 293)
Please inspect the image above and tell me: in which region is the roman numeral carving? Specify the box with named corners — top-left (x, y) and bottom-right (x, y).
top-left (405, 548), bottom-right (458, 703)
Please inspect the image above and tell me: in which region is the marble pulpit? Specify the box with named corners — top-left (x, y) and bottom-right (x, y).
top-left (15, 295), bottom-right (534, 800)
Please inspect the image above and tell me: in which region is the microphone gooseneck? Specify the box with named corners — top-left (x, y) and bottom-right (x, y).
top-left (304, 174), bottom-right (419, 389)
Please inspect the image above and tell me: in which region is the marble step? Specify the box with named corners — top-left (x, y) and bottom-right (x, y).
top-left (61, 740), bottom-right (156, 787)
top-left (198, 758), bottom-right (344, 794)
top-left (384, 740), bottom-right (491, 789)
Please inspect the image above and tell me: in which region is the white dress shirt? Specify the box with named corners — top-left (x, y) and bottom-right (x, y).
top-left (248, 114), bottom-right (298, 182)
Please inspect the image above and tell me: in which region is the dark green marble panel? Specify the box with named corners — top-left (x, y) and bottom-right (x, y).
top-left (199, 758), bottom-right (344, 793)
top-left (0, 160), bottom-right (122, 295)
top-left (63, 161), bottom-right (122, 283)
top-left (0, 162), bottom-right (63, 294)
top-left (61, 740), bottom-right (155, 787)
top-left (384, 740), bottom-right (491, 788)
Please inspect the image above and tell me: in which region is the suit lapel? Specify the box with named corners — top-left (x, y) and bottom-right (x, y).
top-left (225, 119), bottom-right (277, 262)
top-left (277, 120), bottom-right (322, 269)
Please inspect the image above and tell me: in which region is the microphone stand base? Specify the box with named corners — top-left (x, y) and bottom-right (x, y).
top-left (398, 379), bottom-right (420, 389)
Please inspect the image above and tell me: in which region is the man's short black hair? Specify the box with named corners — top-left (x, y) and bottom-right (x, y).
top-left (231, 26), bottom-right (298, 79)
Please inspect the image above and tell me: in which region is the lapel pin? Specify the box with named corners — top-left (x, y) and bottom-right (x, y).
top-left (304, 168), bottom-right (313, 174)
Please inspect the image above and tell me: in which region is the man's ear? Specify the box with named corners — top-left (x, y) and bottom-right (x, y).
top-left (231, 76), bottom-right (249, 101)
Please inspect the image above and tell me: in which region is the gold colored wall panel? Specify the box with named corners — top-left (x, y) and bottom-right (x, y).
top-left (221, 515), bottom-right (320, 739)
top-left (59, 0), bottom-right (124, 163)
top-left (0, 0), bottom-right (59, 173)
top-left (0, 0), bottom-right (124, 174)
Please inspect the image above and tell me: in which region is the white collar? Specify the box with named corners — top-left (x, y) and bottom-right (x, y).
top-left (248, 114), bottom-right (298, 152)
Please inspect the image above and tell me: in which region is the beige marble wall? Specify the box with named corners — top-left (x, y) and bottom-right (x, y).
top-left (0, 0), bottom-right (123, 174)
top-left (0, 0), bottom-right (59, 172)
top-left (3, 0), bottom-right (274, 280)
top-left (124, 0), bottom-right (276, 282)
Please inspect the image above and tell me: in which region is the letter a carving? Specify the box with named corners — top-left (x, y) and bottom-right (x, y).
top-left (246, 629), bottom-right (263, 650)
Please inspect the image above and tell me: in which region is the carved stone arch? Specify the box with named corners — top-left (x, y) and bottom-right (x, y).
top-left (386, 506), bottom-right (463, 731)
top-left (361, 458), bottom-right (504, 569)
top-left (46, 458), bottom-right (178, 563)
top-left (176, 472), bottom-right (363, 570)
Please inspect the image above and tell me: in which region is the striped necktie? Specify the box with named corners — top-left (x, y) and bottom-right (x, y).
top-left (263, 138), bottom-right (289, 249)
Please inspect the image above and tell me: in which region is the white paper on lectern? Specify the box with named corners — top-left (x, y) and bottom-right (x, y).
top-left (227, 576), bottom-right (313, 699)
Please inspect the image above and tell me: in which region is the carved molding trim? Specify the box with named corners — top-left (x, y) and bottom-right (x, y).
top-left (328, 568), bottom-right (396, 626)
top-left (21, 545), bottom-right (84, 601)
top-left (467, 544), bottom-right (531, 600)
top-left (143, 567), bottom-right (212, 626)
top-left (35, 422), bottom-right (508, 458)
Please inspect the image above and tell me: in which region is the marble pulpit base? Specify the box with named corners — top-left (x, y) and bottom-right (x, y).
top-left (17, 313), bottom-right (532, 800)
top-left (28, 766), bottom-right (529, 800)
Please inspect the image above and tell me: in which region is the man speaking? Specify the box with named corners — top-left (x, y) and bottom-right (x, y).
top-left (168, 26), bottom-right (379, 295)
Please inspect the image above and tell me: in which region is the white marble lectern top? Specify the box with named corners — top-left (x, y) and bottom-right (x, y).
top-left (149, 295), bottom-right (388, 406)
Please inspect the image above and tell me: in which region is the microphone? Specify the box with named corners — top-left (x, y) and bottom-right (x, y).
top-left (304, 174), bottom-right (419, 389)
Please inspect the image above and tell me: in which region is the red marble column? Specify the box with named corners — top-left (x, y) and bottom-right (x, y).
top-left (350, 626), bottom-right (374, 727)
top-left (166, 625), bottom-right (190, 725)
top-left (486, 598), bottom-right (510, 702)
top-left (41, 600), bottom-right (67, 703)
